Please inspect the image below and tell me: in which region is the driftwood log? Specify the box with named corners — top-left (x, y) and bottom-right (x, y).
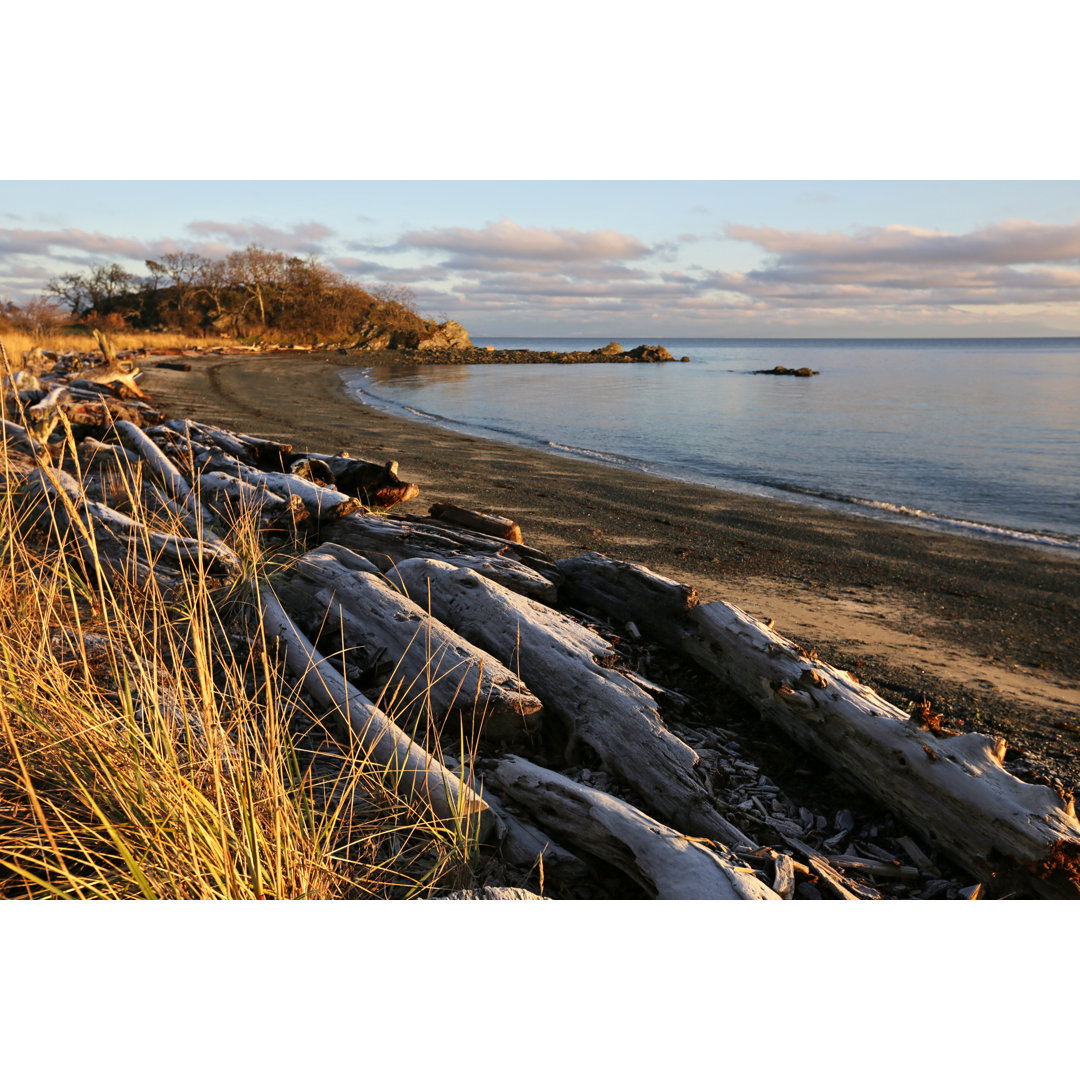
top-left (489, 756), bottom-right (779, 900)
top-left (194, 450), bottom-right (366, 520)
top-left (384, 556), bottom-right (753, 850)
top-left (281, 548), bottom-right (544, 742)
top-left (258, 589), bottom-right (496, 841)
top-left (22, 466), bottom-right (241, 585)
top-left (557, 551), bottom-right (1080, 899)
top-left (288, 452), bottom-right (420, 508)
top-left (428, 502), bottom-right (523, 544)
top-left (479, 786), bottom-right (594, 891)
top-left (684, 600), bottom-right (1080, 898)
top-left (322, 513), bottom-right (560, 603)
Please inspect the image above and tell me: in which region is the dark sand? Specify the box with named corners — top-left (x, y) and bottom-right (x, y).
top-left (140, 352), bottom-right (1080, 787)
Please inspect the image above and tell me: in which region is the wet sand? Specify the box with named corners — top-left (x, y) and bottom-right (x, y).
top-left (140, 352), bottom-right (1080, 787)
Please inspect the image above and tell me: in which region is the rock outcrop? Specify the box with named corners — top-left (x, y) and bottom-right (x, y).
top-left (590, 341), bottom-right (624, 357)
top-left (753, 365), bottom-right (819, 377)
top-left (625, 344), bottom-right (675, 362)
top-left (417, 320), bottom-right (472, 351)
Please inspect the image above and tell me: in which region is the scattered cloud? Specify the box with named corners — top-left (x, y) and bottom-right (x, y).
top-left (397, 218), bottom-right (653, 268)
top-left (724, 219), bottom-right (1080, 266)
top-left (185, 219), bottom-right (335, 253)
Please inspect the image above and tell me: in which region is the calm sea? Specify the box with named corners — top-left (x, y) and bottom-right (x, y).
top-left (342, 338), bottom-right (1080, 554)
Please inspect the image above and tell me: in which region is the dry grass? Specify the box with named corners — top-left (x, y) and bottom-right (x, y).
top-left (0, 330), bottom-right (237, 360)
top-left (0, 427), bottom-right (482, 900)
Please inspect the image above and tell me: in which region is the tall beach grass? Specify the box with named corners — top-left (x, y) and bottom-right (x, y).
top-left (0, 422), bottom-right (483, 900)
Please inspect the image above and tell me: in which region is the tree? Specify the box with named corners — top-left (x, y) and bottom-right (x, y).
top-left (46, 271), bottom-right (92, 316)
top-left (46, 263), bottom-right (137, 318)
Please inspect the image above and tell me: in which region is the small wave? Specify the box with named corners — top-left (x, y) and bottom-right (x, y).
top-left (545, 441), bottom-right (641, 468)
top-left (766, 482), bottom-right (1080, 550)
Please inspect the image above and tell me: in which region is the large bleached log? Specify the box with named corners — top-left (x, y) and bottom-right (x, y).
top-left (321, 513), bottom-right (560, 603)
top-left (683, 600), bottom-right (1080, 898)
top-left (386, 557), bottom-right (753, 849)
top-left (162, 417), bottom-right (292, 469)
top-left (557, 551), bottom-right (700, 635)
top-left (197, 470), bottom-right (289, 519)
top-left (114, 420), bottom-right (194, 505)
top-left (406, 515), bottom-right (558, 578)
top-left (478, 786), bottom-right (594, 892)
top-left (281, 550), bottom-right (545, 742)
top-left (162, 417), bottom-right (248, 460)
top-left (258, 589), bottom-right (495, 841)
top-left (113, 420), bottom-right (220, 541)
top-left (490, 756), bottom-right (779, 900)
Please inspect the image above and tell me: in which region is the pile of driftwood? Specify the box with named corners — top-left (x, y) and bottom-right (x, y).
top-left (4, 351), bottom-right (1080, 900)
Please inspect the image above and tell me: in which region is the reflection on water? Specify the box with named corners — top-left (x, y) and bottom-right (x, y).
top-left (348, 339), bottom-right (1080, 547)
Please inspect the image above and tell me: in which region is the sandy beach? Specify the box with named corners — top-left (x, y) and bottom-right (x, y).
top-left (140, 351), bottom-right (1080, 788)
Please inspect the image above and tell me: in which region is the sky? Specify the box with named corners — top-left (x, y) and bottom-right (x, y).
top-left (5, 179), bottom-right (1080, 338)
top-left (6, 4), bottom-right (1079, 339)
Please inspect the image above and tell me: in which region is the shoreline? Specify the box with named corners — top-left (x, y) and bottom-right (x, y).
top-left (139, 351), bottom-right (1080, 789)
top-left (348, 369), bottom-right (1080, 557)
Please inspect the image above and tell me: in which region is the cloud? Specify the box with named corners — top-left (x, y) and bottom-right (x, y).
top-left (709, 218), bottom-right (1080, 312)
top-left (0, 227), bottom-right (155, 259)
top-left (396, 217), bottom-right (652, 268)
top-left (724, 219), bottom-right (1080, 266)
top-left (185, 219), bottom-right (335, 253)
top-left (330, 256), bottom-right (390, 276)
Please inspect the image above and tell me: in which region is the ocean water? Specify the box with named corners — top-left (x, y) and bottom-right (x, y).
top-left (342, 338), bottom-right (1080, 553)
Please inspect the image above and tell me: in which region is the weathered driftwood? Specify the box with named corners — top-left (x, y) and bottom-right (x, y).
top-left (682, 599), bottom-right (1080, 897)
top-left (283, 549), bottom-right (544, 742)
top-left (479, 785), bottom-right (593, 890)
top-left (113, 420), bottom-right (220, 541)
top-left (771, 853), bottom-right (796, 899)
top-left (428, 502), bottom-right (523, 544)
top-left (407, 514), bottom-right (558, 578)
top-left (258, 589), bottom-right (496, 841)
top-left (162, 418), bottom-right (249, 460)
top-left (22, 466), bottom-right (241, 584)
top-left (490, 756), bottom-right (780, 900)
top-left (384, 557), bottom-right (752, 849)
top-left (556, 551), bottom-right (700, 636)
top-left (27, 385), bottom-right (162, 433)
top-left (321, 513), bottom-right (560, 603)
top-left (114, 420), bottom-right (193, 506)
top-left (194, 450), bottom-right (366, 520)
top-left (197, 470), bottom-right (291, 526)
top-left (2, 418), bottom-right (43, 458)
top-left (288, 452), bottom-right (420, 507)
top-left (559, 552), bottom-right (1080, 897)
